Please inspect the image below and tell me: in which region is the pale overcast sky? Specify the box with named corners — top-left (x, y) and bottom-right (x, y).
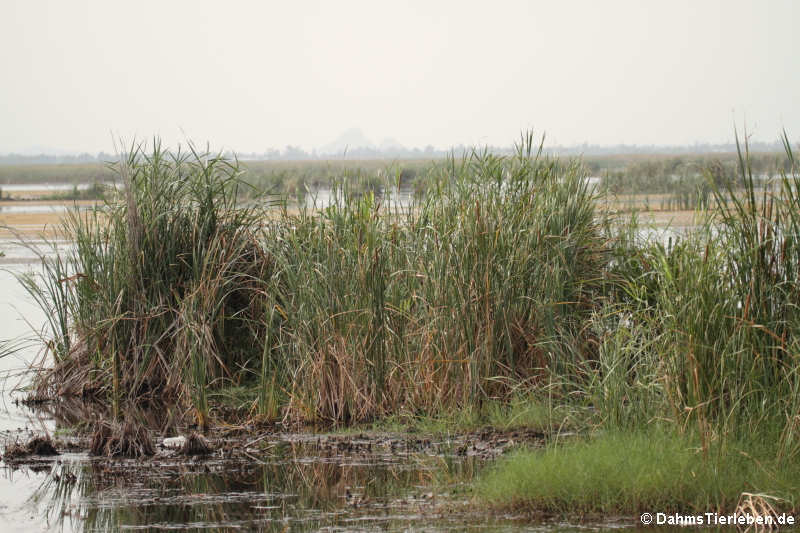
top-left (0, 0), bottom-right (797, 154)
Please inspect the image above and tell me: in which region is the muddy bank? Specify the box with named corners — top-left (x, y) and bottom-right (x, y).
top-left (0, 417), bottom-right (552, 532)
top-left (3, 420), bottom-right (548, 466)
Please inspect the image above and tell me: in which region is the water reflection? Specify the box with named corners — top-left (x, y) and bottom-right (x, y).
top-left (18, 441), bottom-right (494, 532)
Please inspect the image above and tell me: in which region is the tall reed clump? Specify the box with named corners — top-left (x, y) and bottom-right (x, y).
top-left (24, 134), bottom-right (607, 426)
top-left (261, 133), bottom-right (607, 423)
top-left (23, 142), bottom-right (271, 427)
top-left (476, 133), bottom-right (800, 516)
top-left (601, 131), bottom-right (800, 451)
top-left (700, 131), bottom-right (800, 450)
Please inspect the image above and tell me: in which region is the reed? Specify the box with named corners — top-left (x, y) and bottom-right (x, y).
top-left (23, 141), bottom-right (272, 426)
top-left (258, 133), bottom-right (606, 423)
top-left (476, 132), bottom-right (800, 514)
top-left (23, 129), bottom-right (800, 444)
top-left (23, 134), bottom-right (607, 426)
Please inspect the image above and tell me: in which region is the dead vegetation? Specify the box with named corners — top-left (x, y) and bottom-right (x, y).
top-left (90, 420), bottom-right (154, 458)
top-left (2, 435), bottom-right (59, 461)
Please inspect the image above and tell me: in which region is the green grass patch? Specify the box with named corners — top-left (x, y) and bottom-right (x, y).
top-left (38, 182), bottom-right (107, 201)
top-left (477, 427), bottom-right (799, 515)
top-left (0, 163), bottom-right (115, 184)
top-left (354, 397), bottom-right (582, 436)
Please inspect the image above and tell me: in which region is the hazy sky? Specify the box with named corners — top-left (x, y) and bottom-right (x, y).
top-left (1, 0), bottom-right (797, 154)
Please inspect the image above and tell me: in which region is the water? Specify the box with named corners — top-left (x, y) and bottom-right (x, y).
top-left (0, 263), bottom-right (53, 432)
top-left (0, 263), bottom-right (60, 530)
top-left (8, 438), bottom-right (524, 532)
top-left (303, 187), bottom-right (416, 210)
top-left (0, 204), bottom-right (90, 214)
top-left (0, 183), bottom-right (104, 192)
top-left (0, 240), bottom-right (73, 264)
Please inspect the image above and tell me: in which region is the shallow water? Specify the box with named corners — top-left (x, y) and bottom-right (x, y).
top-left (303, 186), bottom-right (416, 211)
top-left (3, 438), bottom-right (545, 532)
top-left (0, 263), bottom-right (53, 432)
top-left (0, 239), bottom-right (73, 264)
top-left (0, 204), bottom-right (93, 214)
top-left (0, 183), bottom-right (103, 192)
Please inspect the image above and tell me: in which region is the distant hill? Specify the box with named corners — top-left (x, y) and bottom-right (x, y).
top-left (379, 137), bottom-right (404, 151)
top-left (318, 128), bottom-right (375, 156)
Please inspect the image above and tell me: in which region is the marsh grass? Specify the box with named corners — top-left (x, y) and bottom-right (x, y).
top-left (242, 158), bottom-right (433, 200)
top-left (0, 163), bottom-right (115, 185)
top-left (357, 396), bottom-right (579, 435)
top-left (39, 182), bottom-right (107, 201)
top-left (630, 131), bottom-right (800, 444)
top-left (89, 420), bottom-right (155, 458)
top-left (477, 427), bottom-right (799, 515)
top-left (2, 435), bottom-right (58, 461)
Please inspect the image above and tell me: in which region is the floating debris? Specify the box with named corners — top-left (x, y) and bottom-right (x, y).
top-left (162, 435), bottom-right (187, 450)
top-left (161, 432), bottom-right (213, 455)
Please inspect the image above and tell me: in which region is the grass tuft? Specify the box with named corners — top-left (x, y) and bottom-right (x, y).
top-left (477, 428), bottom-right (799, 515)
